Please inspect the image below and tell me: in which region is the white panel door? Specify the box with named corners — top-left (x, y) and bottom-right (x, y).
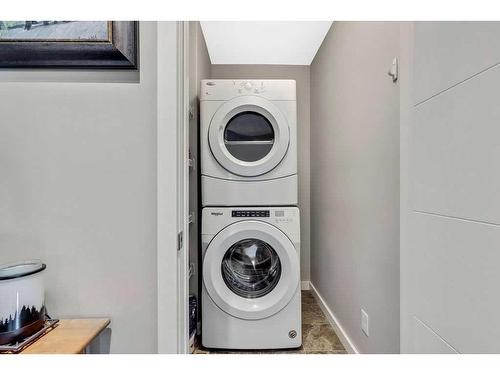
top-left (402, 21), bottom-right (500, 353)
top-left (411, 64), bottom-right (500, 224)
top-left (409, 213), bottom-right (500, 353)
top-left (414, 22), bottom-right (500, 104)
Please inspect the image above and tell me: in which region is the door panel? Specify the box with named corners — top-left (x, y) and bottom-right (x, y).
top-left (414, 22), bottom-right (500, 104)
top-left (412, 64), bottom-right (500, 225)
top-left (403, 21), bottom-right (500, 353)
top-left (411, 317), bottom-right (458, 354)
top-left (409, 213), bottom-right (500, 353)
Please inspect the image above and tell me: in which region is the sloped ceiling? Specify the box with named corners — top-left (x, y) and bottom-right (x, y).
top-left (200, 21), bottom-right (332, 65)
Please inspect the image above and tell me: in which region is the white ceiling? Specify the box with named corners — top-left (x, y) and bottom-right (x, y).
top-left (200, 21), bottom-right (332, 65)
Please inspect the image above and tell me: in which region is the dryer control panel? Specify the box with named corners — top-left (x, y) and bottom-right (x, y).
top-left (200, 79), bottom-right (296, 101)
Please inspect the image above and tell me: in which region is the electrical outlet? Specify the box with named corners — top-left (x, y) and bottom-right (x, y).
top-left (361, 309), bottom-right (369, 336)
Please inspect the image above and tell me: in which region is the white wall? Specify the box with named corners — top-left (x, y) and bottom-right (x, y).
top-left (0, 22), bottom-right (180, 353)
top-left (401, 22), bottom-right (500, 353)
top-left (210, 65), bottom-right (311, 283)
top-left (310, 22), bottom-right (400, 353)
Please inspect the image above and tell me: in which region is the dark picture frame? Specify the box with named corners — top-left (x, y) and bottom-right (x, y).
top-left (0, 21), bottom-right (138, 69)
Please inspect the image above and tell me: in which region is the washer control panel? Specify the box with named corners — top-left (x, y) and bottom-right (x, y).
top-left (232, 210), bottom-right (270, 218)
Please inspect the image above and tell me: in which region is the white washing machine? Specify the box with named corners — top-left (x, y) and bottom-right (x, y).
top-left (201, 207), bottom-right (301, 350)
top-left (200, 79), bottom-right (297, 207)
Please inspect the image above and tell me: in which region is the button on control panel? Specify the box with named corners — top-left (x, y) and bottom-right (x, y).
top-left (232, 210), bottom-right (270, 218)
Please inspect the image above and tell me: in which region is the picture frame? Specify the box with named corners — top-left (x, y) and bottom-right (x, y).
top-left (0, 21), bottom-right (138, 69)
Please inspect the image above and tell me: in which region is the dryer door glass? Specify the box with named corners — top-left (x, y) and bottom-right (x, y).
top-left (224, 111), bottom-right (275, 162)
top-left (221, 238), bottom-right (281, 299)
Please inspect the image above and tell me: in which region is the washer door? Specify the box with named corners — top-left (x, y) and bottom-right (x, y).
top-left (208, 96), bottom-right (290, 177)
top-left (203, 221), bottom-right (299, 320)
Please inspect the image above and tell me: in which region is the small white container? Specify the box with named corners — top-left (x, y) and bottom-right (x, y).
top-left (0, 260), bottom-right (46, 344)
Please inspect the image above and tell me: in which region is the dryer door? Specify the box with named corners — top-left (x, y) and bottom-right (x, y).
top-left (203, 221), bottom-right (300, 320)
top-left (208, 96), bottom-right (290, 177)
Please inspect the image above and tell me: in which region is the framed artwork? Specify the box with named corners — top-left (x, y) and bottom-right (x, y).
top-left (0, 21), bottom-right (138, 69)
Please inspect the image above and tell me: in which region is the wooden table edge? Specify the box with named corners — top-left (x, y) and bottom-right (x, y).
top-left (20, 318), bottom-right (111, 354)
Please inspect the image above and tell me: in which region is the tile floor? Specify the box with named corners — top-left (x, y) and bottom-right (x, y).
top-left (194, 290), bottom-right (347, 354)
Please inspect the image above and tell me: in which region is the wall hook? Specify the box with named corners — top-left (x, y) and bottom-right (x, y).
top-left (388, 57), bottom-right (398, 83)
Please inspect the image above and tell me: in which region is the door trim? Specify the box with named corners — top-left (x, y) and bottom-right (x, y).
top-left (156, 21), bottom-right (189, 354)
top-left (176, 21), bottom-right (190, 354)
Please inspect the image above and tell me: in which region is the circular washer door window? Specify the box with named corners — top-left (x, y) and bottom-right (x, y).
top-left (209, 96), bottom-right (290, 177)
top-left (221, 238), bottom-right (281, 299)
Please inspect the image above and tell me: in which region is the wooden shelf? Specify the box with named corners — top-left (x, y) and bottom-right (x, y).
top-left (19, 318), bottom-right (110, 354)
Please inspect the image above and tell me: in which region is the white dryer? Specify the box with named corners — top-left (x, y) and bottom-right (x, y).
top-left (200, 79), bottom-right (297, 207)
top-left (201, 207), bottom-right (301, 350)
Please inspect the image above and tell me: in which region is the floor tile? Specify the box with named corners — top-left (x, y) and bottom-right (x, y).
top-left (305, 349), bottom-right (348, 354)
top-left (301, 290), bottom-right (316, 305)
top-left (302, 302), bottom-right (329, 325)
top-left (302, 324), bottom-right (345, 352)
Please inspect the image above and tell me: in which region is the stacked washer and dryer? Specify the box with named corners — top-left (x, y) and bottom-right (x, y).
top-left (200, 79), bottom-right (301, 350)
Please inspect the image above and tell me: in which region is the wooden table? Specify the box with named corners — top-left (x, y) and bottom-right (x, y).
top-left (20, 318), bottom-right (110, 354)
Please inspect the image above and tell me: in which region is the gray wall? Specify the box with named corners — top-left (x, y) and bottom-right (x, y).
top-left (401, 22), bottom-right (500, 353)
top-left (310, 22), bottom-right (400, 353)
top-left (188, 21), bottom-right (211, 310)
top-left (210, 65), bottom-right (311, 283)
top-left (0, 22), bottom-right (159, 353)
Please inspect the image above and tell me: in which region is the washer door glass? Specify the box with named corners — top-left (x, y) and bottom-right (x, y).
top-left (224, 112), bottom-right (275, 162)
top-left (221, 238), bottom-right (281, 299)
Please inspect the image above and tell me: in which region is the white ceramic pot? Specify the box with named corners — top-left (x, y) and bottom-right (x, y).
top-left (0, 261), bottom-right (46, 345)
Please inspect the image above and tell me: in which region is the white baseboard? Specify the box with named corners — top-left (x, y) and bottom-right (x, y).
top-left (301, 281), bottom-right (310, 290)
top-left (309, 282), bottom-right (359, 354)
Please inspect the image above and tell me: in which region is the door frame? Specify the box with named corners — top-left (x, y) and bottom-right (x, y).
top-left (176, 21), bottom-right (191, 354)
top-left (156, 20), bottom-right (190, 354)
